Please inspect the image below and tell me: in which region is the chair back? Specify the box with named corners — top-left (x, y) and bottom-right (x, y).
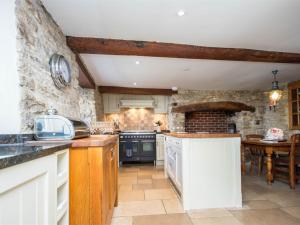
top-left (291, 134), bottom-right (300, 157)
top-left (246, 134), bottom-right (264, 141)
top-left (245, 134), bottom-right (264, 157)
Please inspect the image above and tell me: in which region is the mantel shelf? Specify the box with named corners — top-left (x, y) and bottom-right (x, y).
top-left (171, 101), bottom-right (256, 113)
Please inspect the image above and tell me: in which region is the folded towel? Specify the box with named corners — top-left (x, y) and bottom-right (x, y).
top-left (125, 142), bottom-right (133, 158)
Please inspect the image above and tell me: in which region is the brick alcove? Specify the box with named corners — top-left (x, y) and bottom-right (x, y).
top-left (185, 111), bottom-right (229, 133)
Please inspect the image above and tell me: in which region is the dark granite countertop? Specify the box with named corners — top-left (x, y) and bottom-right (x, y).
top-left (0, 134), bottom-right (72, 170)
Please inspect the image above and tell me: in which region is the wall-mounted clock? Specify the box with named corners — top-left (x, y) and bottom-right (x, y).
top-left (49, 53), bottom-right (72, 89)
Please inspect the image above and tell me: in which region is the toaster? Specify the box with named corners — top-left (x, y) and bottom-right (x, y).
top-left (34, 114), bottom-right (90, 140)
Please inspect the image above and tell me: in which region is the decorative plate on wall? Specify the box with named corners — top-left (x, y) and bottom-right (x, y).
top-left (49, 53), bottom-right (72, 89)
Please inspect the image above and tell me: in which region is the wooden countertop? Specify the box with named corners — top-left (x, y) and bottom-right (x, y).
top-left (165, 133), bottom-right (241, 138)
top-left (71, 135), bottom-right (118, 147)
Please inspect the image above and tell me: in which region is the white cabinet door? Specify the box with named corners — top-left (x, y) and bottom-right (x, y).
top-left (176, 150), bottom-right (182, 191)
top-left (0, 150), bottom-right (69, 225)
top-left (156, 135), bottom-right (165, 161)
top-left (0, 155), bottom-right (56, 225)
top-left (103, 94), bottom-right (120, 114)
top-left (154, 96), bottom-right (168, 113)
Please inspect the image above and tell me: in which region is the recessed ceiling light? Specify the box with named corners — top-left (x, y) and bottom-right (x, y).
top-left (135, 61), bottom-right (140, 65)
top-left (177, 10), bottom-right (185, 17)
top-left (133, 82), bottom-right (137, 86)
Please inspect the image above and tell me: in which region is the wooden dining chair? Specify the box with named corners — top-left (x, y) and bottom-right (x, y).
top-left (273, 134), bottom-right (300, 189)
top-left (245, 134), bottom-right (265, 176)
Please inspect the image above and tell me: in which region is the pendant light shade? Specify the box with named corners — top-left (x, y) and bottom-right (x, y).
top-left (269, 70), bottom-right (282, 111)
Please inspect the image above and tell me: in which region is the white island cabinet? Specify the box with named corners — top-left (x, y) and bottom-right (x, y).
top-left (0, 149), bottom-right (69, 225)
top-left (165, 133), bottom-right (242, 210)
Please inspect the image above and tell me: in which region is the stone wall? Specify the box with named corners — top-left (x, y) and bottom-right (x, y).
top-left (94, 89), bottom-right (104, 121)
top-left (79, 88), bottom-right (105, 125)
top-left (262, 85), bottom-right (300, 138)
top-left (169, 88), bottom-right (300, 138)
top-left (169, 90), bottom-right (266, 137)
top-left (16, 0), bottom-right (99, 132)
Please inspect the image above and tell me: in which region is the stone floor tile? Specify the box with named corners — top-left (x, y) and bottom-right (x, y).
top-left (188, 208), bottom-right (233, 218)
top-left (120, 167), bottom-right (140, 172)
top-left (119, 190), bottom-right (145, 202)
top-left (138, 170), bottom-right (156, 177)
top-left (119, 176), bottom-right (138, 185)
top-left (152, 172), bottom-right (166, 179)
top-left (145, 188), bottom-right (177, 200)
top-left (281, 206), bottom-right (300, 219)
top-left (243, 200), bottom-right (280, 209)
top-left (242, 189), bottom-right (267, 201)
top-left (119, 172), bottom-right (138, 178)
top-left (132, 183), bottom-right (153, 190)
top-left (152, 179), bottom-right (172, 189)
top-left (138, 174), bottom-right (153, 179)
top-left (111, 217), bottom-right (133, 225)
top-left (119, 184), bottom-right (133, 192)
top-left (263, 191), bottom-right (300, 207)
top-left (113, 200), bottom-right (166, 217)
top-left (133, 213), bottom-right (193, 225)
top-left (163, 198), bottom-right (185, 214)
top-left (137, 178), bottom-right (152, 184)
top-left (191, 216), bottom-right (243, 225)
top-left (231, 208), bottom-right (300, 225)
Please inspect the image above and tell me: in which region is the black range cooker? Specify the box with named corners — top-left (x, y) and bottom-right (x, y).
top-left (119, 131), bottom-right (156, 165)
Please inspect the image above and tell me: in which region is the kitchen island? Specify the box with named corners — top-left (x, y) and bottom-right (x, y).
top-left (164, 133), bottom-right (242, 210)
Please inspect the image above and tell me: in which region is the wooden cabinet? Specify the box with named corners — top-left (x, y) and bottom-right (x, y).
top-left (288, 80), bottom-right (300, 129)
top-left (103, 94), bottom-right (169, 114)
top-left (0, 149), bottom-right (69, 225)
top-left (103, 94), bottom-right (120, 113)
top-left (70, 143), bottom-right (118, 225)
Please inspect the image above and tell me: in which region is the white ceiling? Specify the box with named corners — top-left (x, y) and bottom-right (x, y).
top-left (81, 54), bottom-right (300, 90)
top-left (42, 0), bottom-right (300, 90)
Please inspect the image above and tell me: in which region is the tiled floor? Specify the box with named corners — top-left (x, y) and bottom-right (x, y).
top-left (112, 164), bottom-right (300, 225)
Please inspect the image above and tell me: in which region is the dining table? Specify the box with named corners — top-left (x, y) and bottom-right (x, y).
top-left (241, 140), bottom-right (293, 186)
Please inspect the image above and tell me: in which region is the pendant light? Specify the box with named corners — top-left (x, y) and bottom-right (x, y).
top-left (269, 70), bottom-right (282, 111)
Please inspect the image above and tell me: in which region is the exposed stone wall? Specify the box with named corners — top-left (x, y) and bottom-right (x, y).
top-left (262, 85), bottom-right (300, 138)
top-left (169, 88), bottom-right (300, 138)
top-left (15, 0), bottom-right (99, 132)
top-left (95, 89), bottom-right (104, 121)
top-left (169, 90), bottom-right (266, 137)
top-left (79, 88), bottom-right (97, 126)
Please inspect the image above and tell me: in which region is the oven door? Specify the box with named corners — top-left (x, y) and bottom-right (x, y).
top-left (119, 140), bottom-right (139, 162)
top-left (140, 140), bottom-right (156, 158)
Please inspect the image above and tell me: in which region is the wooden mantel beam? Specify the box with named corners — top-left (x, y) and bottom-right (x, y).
top-left (67, 36), bottom-right (300, 63)
top-left (172, 101), bottom-right (255, 113)
top-left (75, 54), bottom-right (96, 89)
top-left (98, 86), bottom-right (177, 95)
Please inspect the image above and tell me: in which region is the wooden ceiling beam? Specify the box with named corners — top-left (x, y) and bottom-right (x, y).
top-left (67, 36), bottom-right (300, 63)
top-left (98, 86), bottom-right (177, 95)
top-left (75, 54), bottom-right (96, 89)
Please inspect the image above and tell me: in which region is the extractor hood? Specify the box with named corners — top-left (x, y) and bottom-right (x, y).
top-left (120, 99), bottom-right (154, 108)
